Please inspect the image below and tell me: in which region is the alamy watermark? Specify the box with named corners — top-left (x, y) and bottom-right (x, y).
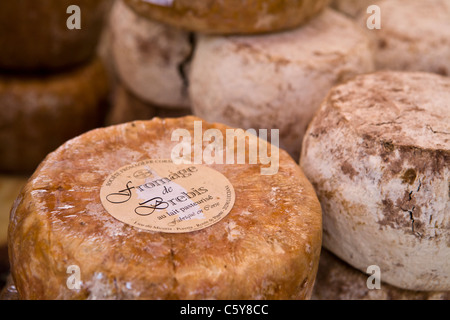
top-left (366, 265), bottom-right (382, 290)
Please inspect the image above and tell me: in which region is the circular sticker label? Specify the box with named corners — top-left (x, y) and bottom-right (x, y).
top-left (100, 159), bottom-right (235, 233)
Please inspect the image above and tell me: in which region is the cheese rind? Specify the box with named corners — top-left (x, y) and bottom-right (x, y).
top-left (190, 9), bottom-right (374, 159)
top-left (0, 58), bottom-right (109, 173)
top-left (0, 0), bottom-right (111, 71)
top-left (123, 0), bottom-right (330, 35)
top-left (301, 71), bottom-right (450, 291)
top-left (9, 117), bottom-right (322, 300)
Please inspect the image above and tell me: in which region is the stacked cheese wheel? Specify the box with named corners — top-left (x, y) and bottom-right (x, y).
top-left (0, 0), bottom-right (111, 290)
top-left (301, 71), bottom-right (450, 295)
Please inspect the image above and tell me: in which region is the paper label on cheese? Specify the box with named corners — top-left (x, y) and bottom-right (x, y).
top-left (100, 159), bottom-right (235, 233)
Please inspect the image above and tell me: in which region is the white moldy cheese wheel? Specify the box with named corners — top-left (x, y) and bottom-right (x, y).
top-left (190, 9), bottom-right (374, 159)
top-left (312, 250), bottom-right (450, 300)
top-left (356, 0), bottom-right (450, 76)
top-left (300, 71), bottom-right (450, 291)
top-left (105, 84), bottom-right (192, 126)
top-left (0, 58), bottom-right (109, 174)
top-left (110, 0), bottom-right (192, 109)
top-left (8, 116), bottom-right (322, 300)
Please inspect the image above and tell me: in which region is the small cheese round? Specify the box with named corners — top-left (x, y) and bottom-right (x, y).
top-left (110, 0), bottom-right (192, 109)
top-left (0, 0), bottom-right (112, 71)
top-left (105, 84), bottom-right (192, 126)
top-left (300, 71), bottom-right (450, 291)
top-left (9, 116), bottom-right (322, 300)
top-left (356, 0), bottom-right (450, 76)
top-left (0, 58), bottom-right (109, 174)
top-left (123, 0), bottom-right (330, 35)
top-left (313, 250), bottom-right (450, 300)
top-left (190, 9), bottom-right (374, 159)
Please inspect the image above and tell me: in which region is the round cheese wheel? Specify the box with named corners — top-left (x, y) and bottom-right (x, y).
top-left (105, 84), bottom-right (192, 126)
top-left (300, 71), bottom-right (450, 291)
top-left (331, 0), bottom-right (376, 17)
top-left (313, 250), bottom-right (450, 300)
top-left (0, 0), bottom-right (112, 71)
top-left (356, 0), bottom-right (450, 76)
top-left (0, 58), bottom-right (109, 174)
top-left (190, 9), bottom-right (374, 159)
top-left (111, 0), bottom-right (192, 109)
top-left (123, 0), bottom-right (330, 35)
top-left (8, 116), bottom-right (322, 300)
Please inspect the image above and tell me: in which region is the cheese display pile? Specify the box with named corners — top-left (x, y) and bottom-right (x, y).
top-left (1, 0), bottom-right (449, 300)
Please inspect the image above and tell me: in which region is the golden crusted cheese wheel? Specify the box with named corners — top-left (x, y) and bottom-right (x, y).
top-left (0, 0), bottom-right (112, 71)
top-left (356, 0), bottom-right (450, 75)
top-left (301, 71), bottom-right (450, 291)
top-left (190, 9), bottom-right (374, 159)
top-left (105, 84), bottom-right (192, 126)
top-left (8, 116), bottom-right (322, 300)
top-left (110, 0), bottom-right (192, 109)
top-left (123, 0), bottom-right (330, 35)
top-left (312, 250), bottom-right (450, 300)
top-left (0, 58), bottom-right (109, 174)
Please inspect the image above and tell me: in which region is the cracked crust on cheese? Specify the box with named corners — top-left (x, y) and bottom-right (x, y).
top-left (8, 116), bottom-right (322, 299)
top-left (300, 71), bottom-right (450, 291)
top-left (190, 9), bottom-right (374, 160)
top-left (124, 0), bottom-right (330, 35)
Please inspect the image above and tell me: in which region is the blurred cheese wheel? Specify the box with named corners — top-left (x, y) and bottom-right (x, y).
top-left (111, 0), bottom-right (192, 109)
top-left (0, 58), bottom-right (109, 174)
top-left (0, 0), bottom-right (112, 71)
top-left (313, 250), bottom-right (450, 300)
top-left (105, 84), bottom-right (191, 126)
top-left (9, 116), bottom-right (322, 300)
top-left (123, 0), bottom-right (330, 35)
top-left (357, 0), bottom-right (450, 76)
top-left (190, 9), bottom-right (374, 159)
top-left (300, 71), bottom-right (450, 291)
